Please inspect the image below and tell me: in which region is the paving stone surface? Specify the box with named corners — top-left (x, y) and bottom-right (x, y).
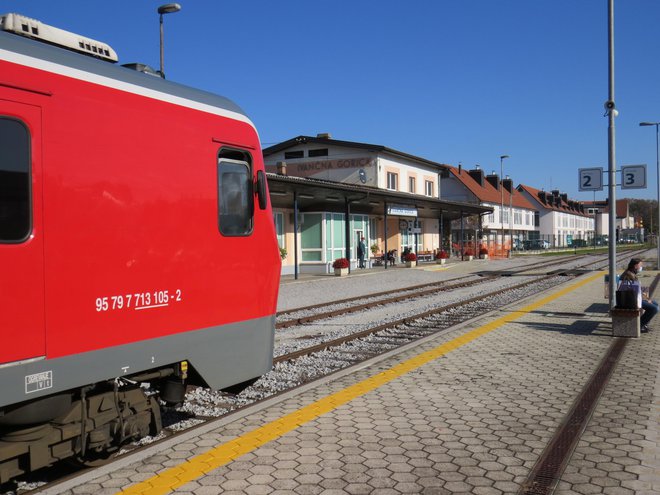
top-left (51, 269), bottom-right (660, 495)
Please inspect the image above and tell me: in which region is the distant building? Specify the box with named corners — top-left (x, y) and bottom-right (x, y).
top-left (583, 199), bottom-right (643, 243)
top-left (517, 185), bottom-right (595, 247)
top-left (440, 164), bottom-right (537, 249)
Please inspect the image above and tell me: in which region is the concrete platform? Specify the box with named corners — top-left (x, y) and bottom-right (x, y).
top-left (48, 270), bottom-right (660, 495)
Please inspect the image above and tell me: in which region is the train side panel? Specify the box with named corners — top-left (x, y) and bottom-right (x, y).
top-left (41, 67), bottom-right (279, 354)
top-left (0, 35), bottom-right (280, 409)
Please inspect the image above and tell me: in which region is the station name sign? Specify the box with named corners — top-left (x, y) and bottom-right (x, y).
top-left (387, 205), bottom-right (418, 217)
top-left (266, 157), bottom-right (376, 186)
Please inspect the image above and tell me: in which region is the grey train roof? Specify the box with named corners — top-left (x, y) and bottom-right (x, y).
top-left (0, 29), bottom-right (248, 119)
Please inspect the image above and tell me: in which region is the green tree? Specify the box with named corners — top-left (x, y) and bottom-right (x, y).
top-left (627, 198), bottom-right (657, 234)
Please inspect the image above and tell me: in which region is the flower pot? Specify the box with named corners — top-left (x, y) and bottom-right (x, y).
top-left (480, 254), bottom-right (488, 260)
top-left (436, 258), bottom-right (447, 265)
top-left (466, 255), bottom-right (474, 261)
top-left (406, 261), bottom-right (417, 268)
top-left (334, 267), bottom-right (348, 277)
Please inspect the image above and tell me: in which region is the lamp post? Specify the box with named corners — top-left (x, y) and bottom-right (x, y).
top-left (500, 155), bottom-right (509, 253)
top-left (158, 3), bottom-right (181, 78)
top-left (507, 175), bottom-right (513, 254)
top-left (640, 121), bottom-right (660, 267)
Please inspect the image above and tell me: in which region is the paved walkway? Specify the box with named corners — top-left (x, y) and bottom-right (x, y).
top-left (49, 270), bottom-right (660, 495)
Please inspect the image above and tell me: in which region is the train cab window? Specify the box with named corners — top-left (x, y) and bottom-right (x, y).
top-left (0, 118), bottom-right (30, 242)
top-left (217, 156), bottom-right (253, 236)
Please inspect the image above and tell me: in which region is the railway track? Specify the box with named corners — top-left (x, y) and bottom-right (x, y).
top-left (271, 248), bottom-right (643, 366)
top-left (12, 249), bottom-right (649, 494)
top-left (275, 251), bottom-right (631, 331)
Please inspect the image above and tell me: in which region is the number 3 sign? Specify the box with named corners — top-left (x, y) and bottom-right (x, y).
top-left (578, 168), bottom-right (603, 191)
top-left (620, 164), bottom-right (647, 189)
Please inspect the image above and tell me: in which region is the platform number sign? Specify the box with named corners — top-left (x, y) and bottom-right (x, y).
top-left (620, 164), bottom-right (647, 189)
top-left (578, 168), bottom-right (603, 191)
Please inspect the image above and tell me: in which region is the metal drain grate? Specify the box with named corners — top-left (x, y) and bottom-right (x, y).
top-left (519, 337), bottom-right (628, 494)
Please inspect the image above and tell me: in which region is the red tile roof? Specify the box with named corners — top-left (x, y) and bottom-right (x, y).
top-left (518, 183), bottom-right (590, 217)
top-left (582, 199), bottom-right (629, 218)
top-left (446, 165), bottom-right (536, 210)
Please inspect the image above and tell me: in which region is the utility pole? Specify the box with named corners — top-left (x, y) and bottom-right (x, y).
top-left (606, 0), bottom-right (618, 308)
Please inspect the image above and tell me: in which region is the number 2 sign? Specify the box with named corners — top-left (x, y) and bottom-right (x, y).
top-left (578, 168), bottom-right (603, 191)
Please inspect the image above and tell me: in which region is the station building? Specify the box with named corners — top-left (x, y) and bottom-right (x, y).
top-left (263, 135), bottom-right (490, 276)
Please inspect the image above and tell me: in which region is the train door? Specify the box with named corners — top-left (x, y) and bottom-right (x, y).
top-left (0, 100), bottom-right (45, 363)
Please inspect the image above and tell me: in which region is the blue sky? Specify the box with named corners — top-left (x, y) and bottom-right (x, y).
top-left (3, 1), bottom-right (659, 200)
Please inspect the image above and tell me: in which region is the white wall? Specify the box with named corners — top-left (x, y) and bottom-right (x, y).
top-left (439, 175), bottom-right (474, 203)
top-left (377, 155), bottom-right (439, 198)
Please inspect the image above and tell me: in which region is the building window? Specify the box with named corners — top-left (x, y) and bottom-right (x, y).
top-left (369, 218), bottom-right (377, 244)
top-left (425, 180), bottom-right (434, 197)
top-left (273, 212), bottom-right (284, 248)
top-left (284, 150), bottom-right (304, 159)
top-left (514, 210), bottom-right (522, 226)
top-left (301, 213), bottom-right (323, 261)
top-left (409, 177), bottom-right (416, 193)
top-left (387, 172), bottom-right (398, 190)
top-left (308, 148), bottom-right (328, 157)
top-left (486, 212), bottom-right (495, 224)
top-left (0, 118), bottom-right (30, 242)
top-left (325, 213), bottom-right (346, 262)
top-left (534, 212), bottom-right (540, 227)
top-left (501, 208), bottom-right (509, 224)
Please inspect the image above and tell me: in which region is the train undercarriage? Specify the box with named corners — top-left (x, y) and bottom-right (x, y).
top-left (0, 365), bottom-right (188, 485)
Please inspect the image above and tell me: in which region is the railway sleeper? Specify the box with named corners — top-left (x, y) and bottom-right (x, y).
top-left (0, 385), bottom-right (161, 484)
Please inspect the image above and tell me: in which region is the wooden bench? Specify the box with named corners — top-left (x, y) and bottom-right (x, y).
top-left (417, 251), bottom-right (434, 262)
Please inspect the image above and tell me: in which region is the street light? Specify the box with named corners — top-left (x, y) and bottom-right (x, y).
top-left (506, 175), bottom-right (513, 253)
top-left (640, 121), bottom-right (660, 268)
top-left (500, 155), bottom-right (509, 254)
top-left (158, 3), bottom-right (181, 78)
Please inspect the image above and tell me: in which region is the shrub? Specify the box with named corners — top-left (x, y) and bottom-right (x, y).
top-left (436, 250), bottom-right (449, 259)
top-left (405, 252), bottom-right (417, 262)
top-left (332, 258), bottom-right (349, 269)
top-left (464, 248), bottom-right (474, 257)
top-left (279, 247), bottom-right (287, 260)
top-left (370, 243), bottom-right (379, 255)
top-left (479, 247), bottom-right (489, 255)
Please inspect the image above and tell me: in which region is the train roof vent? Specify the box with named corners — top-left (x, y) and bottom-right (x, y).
top-left (122, 63), bottom-right (162, 78)
top-left (0, 13), bottom-right (118, 62)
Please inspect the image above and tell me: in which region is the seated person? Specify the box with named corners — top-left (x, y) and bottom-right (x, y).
top-left (620, 258), bottom-right (658, 333)
top-left (387, 249), bottom-right (397, 266)
top-left (401, 247), bottom-right (410, 263)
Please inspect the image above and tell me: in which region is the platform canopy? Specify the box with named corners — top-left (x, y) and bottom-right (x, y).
top-left (267, 173), bottom-right (491, 221)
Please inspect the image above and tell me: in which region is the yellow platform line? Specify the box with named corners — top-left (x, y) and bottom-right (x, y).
top-left (118, 272), bottom-right (603, 495)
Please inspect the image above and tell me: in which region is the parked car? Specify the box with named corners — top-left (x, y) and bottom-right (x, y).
top-left (523, 239), bottom-right (550, 250)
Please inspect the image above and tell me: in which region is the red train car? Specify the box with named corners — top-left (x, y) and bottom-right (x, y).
top-left (0, 13), bottom-right (280, 481)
